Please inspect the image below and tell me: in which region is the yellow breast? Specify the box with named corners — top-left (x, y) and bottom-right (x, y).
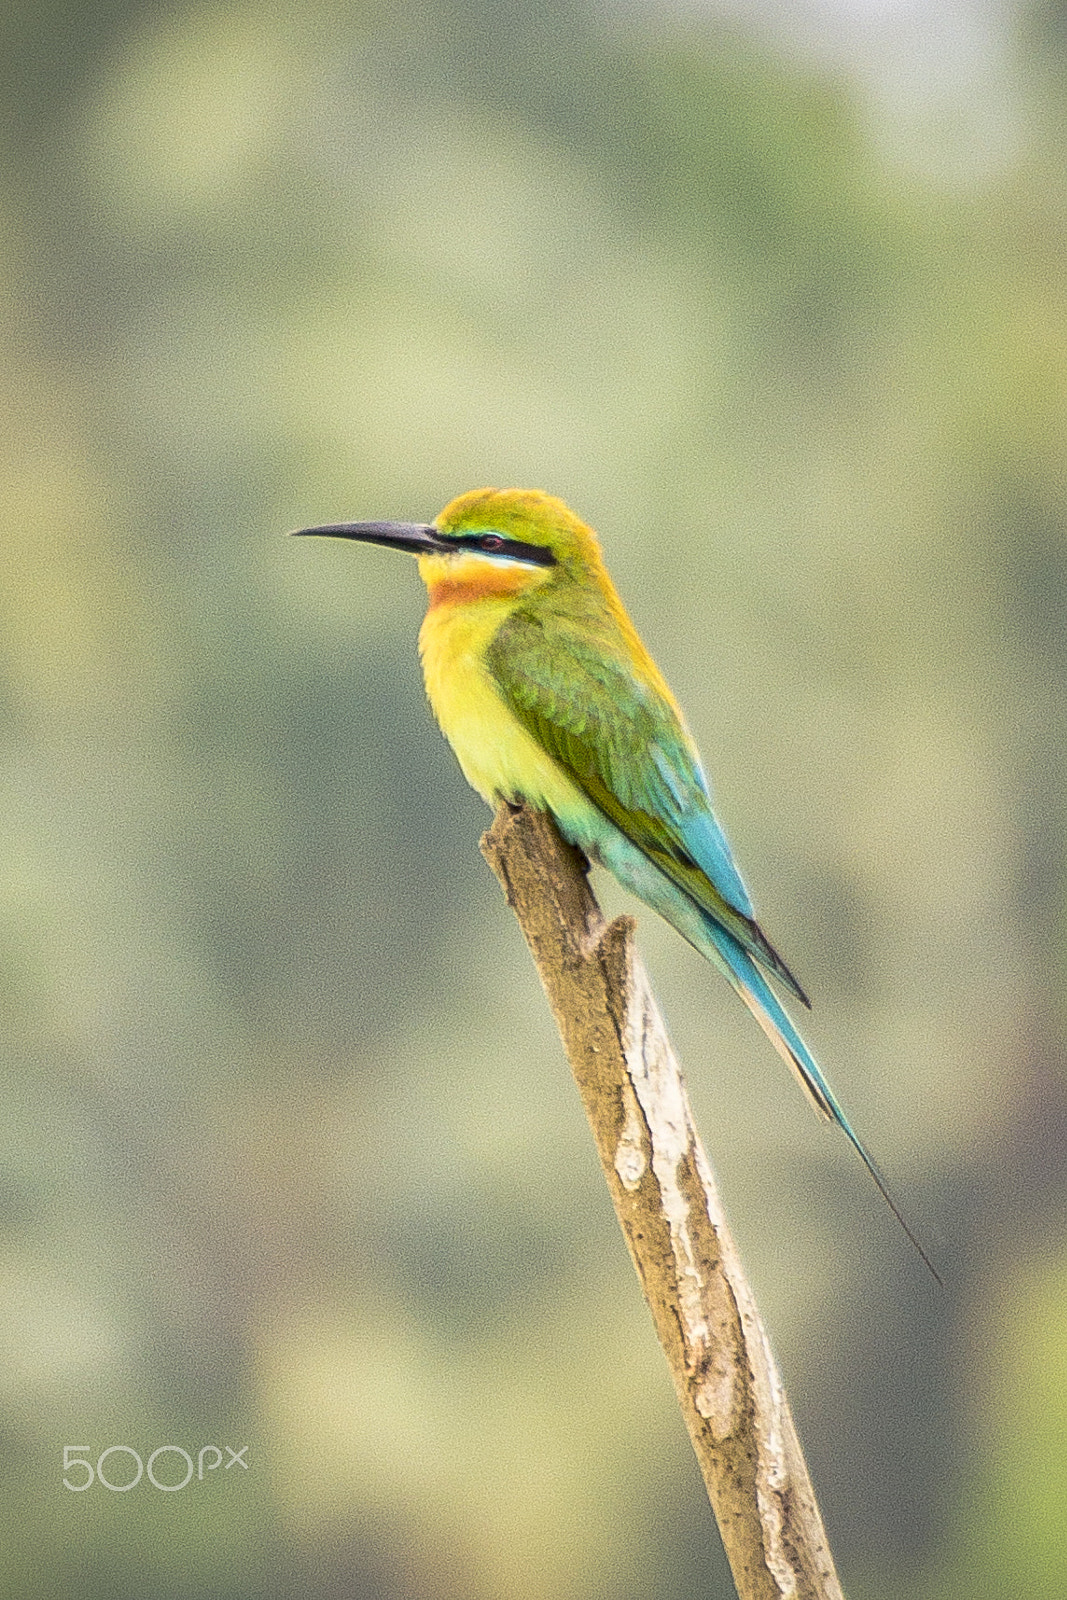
top-left (417, 584), bottom-right (587, 819)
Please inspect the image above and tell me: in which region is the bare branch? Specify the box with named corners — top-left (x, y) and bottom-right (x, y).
top-left (481, 803), bottom-right (844, 1600)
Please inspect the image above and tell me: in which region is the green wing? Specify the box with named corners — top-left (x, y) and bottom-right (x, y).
top-left (487, 606), bottom-right (808, 1004)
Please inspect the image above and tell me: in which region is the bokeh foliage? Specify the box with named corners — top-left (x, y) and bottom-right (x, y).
top-left (2, 1), bottom-right (1067, 1595)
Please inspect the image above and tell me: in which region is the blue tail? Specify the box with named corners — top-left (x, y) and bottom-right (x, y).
top-left (581, 816), bottom-right (941, 1280)
top-left (706, 921), bottom-right (942, 1286)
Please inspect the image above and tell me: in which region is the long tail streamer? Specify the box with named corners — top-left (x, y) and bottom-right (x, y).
top-left (708, 924), bottom-right (943, 1287)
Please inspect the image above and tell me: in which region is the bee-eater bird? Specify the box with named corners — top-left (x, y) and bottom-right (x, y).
top-left (295, 486), bottom-right (937, 1279)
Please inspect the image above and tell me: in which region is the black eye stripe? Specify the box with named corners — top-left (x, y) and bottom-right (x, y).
top-left (437, 532), bottom-right (557, 567)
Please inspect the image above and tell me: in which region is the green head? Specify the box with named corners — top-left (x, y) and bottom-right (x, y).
top-left (433, 487), bottom-right (606, 574)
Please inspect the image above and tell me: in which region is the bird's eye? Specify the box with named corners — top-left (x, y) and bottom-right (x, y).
top-left (477, 534), bottom-right (505, 552)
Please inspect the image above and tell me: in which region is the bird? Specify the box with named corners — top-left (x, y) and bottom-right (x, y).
top-left (294, 486), bottom-right (938, 1280)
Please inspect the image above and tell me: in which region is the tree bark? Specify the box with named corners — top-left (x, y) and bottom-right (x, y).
top-left (480, 803), bottom-right (844, 1600)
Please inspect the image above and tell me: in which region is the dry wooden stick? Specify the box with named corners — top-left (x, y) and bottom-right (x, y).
top-left (481, 803), bottom-right (844, 1600)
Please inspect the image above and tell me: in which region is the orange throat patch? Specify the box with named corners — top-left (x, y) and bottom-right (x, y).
top-left (419, 552), bottom-right (551, 609)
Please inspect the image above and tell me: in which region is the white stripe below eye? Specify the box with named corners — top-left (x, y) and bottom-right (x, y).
top-left (455, 550), bottom-right (550, 572)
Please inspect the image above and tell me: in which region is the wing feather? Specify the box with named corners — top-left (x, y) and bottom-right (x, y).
top-left (488, 608), bottom-right (809, 1004)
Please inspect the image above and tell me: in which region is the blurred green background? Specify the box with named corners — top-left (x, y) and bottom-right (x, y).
top-left (2, 0), bottom-right (1067, 1594)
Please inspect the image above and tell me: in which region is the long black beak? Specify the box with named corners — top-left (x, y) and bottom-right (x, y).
top-left (291, 520), bottom-right (452, 556)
